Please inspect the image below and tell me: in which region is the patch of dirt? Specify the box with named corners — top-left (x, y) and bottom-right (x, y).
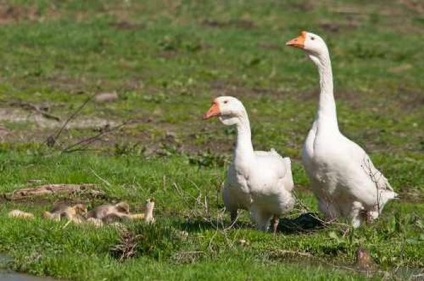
top-left (0, 125), bottom-right (9, 138)
top-left (123, 120), bottom-right (234, 157)
top-left (45, 75), bottom-right (87, 94)
top-left (286, 0), bottom-right (316, 12)
top-left (110, 21), bottom-right (145, 30)
top-left (328, 4), bottom-right (404, 17)
top-left (318, 20), bottom-right (360, 33)
top-left (0, 3), bottom-right (59, 25)
top-left (201, 19), bottom-right (256, 30)
top-left (0, 104), bottom-right (216, 156)
top-left (209, 80), bottom-right (286, 99)
top-left (0, 4), bottom-right (38, 24)
top-left (400, 0), bottom-right (424, 14)
top-left (0, 107), bottom-right (38, 123)
top-left (105, 3), bottom-right (136, 23)
top-left (0, 107), bottom-right (117, 129)
top-left (324, 1), bottom-right (421, 33)
top-left (395, 88), bottom-right (424, 111)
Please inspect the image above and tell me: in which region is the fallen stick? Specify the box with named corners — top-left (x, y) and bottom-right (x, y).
top-left (4, 184), bottom-right (99, 200)
top-left (45, 93), bottom-right (97, 147)
top-left (9, 100), bottom-right (61, 121)
top-left (60, 119), bottom-right (135, 153)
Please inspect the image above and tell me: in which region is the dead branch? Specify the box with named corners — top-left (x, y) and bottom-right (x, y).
top-left (60, 119), bottom-right (134, 153)
top-left (110, 229), bottom-right (142, 262)
top-left (44, 93), bottom-right (97, 147)
top-left (3, 183), bottom-right (100, 200)
top-left (9, 100), bottom-right (61, 121)
top-left (292, 191), bottom-right (313, 213)
top-left (269, 249), bottom-right (314, 259)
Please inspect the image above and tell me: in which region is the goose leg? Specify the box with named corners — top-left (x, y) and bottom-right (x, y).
top-left (230, 210), bottom-right (238, 226)
top-left (350, 201), bottom-right (364, 228)
top-left (272, 215), bottom-right (279, 234)
top-left (318, 198), bottom-right (338, 222)
top-left (252, 209), bottom-right (271, 232)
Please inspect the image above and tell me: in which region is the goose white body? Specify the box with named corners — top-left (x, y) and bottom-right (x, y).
top-left (204, 96), bottom-right (295, 231)
top-left (287, 31), bottom-right (397, 227)
top-left (224, 149), bottom-right (294, 230)
top-left (303, 122), bottom-right (396, 226)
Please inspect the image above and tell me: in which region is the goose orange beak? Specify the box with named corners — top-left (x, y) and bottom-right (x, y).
top-left (203, 102), bottom-right (220, 119)
top-left (286, 31), bottom-right (307, 49)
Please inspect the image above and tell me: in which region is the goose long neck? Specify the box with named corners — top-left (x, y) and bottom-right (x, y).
top-left (234, 111), bottom-right (254, 164)
top-left (315, 51), bottom-right (339, 131)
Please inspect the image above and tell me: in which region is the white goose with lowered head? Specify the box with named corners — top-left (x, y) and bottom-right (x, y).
top-left (286, 31), bottom-right (397, 227)
top-left (204, 96), bottom-right (295, 233)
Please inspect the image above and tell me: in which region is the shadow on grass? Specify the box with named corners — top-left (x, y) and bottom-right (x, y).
top-left (178, 218), bottom-right (252, 233)
top-left (178, 212), bottom-right (325, 234)
top-left (278, 212), bottom-right (325, 234)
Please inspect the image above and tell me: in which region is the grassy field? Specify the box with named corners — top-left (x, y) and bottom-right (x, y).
top-left (0, 0), bottom-right (423, 280)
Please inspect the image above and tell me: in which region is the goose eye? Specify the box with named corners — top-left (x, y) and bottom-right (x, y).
top-left (223, 100), bottom-right (229, 104)
top-left (311, 36), bottom-right (315, 40)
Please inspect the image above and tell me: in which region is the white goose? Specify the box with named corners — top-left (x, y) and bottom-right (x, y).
top-left (286, 31), bottom-right (397, 227)
top-left (204, 96), bottom-right (295, 233)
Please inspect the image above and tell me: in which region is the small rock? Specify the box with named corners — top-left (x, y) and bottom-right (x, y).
top-left (238, 239), bottom-right (249, 246)
top-left (95, 92), bottom-right (119, 103)
top-left (355, 246), bottom-right (376, 271)
top-left (165, 131), bottom-right (177, 142)
top-left (177, 231), bottom-right (189, 240)
top-left (0, 126), bottom-right (9, 138)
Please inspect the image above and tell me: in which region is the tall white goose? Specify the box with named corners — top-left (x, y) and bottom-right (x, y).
top-left (204, 96), bottom-right (295, 233)
top-left (286, 31), bottom-right (397, 227)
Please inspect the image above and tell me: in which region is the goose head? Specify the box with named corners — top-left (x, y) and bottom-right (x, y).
top-left (286, 31), bottom-right (329, 65)
top-left (203, 96), bottom-right (246, 126)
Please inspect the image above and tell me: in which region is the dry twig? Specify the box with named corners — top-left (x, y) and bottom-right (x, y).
top-left (3, 183), bottom-right (99, 200)
top-left (50, 93), bottom-right (97, 146)
top-left (61, 119), bottom-right (134, 153)
top-left (9, 100), bottom-right (61, 121)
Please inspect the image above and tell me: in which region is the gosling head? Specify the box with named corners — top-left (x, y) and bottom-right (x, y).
top-left (73, 204), bottom-right (87, 215)
top-left (115, 202), bottom-right (130, 214)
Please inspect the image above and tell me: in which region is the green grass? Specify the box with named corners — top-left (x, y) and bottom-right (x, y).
top-left (0, 0), bottom-right (423, 280)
